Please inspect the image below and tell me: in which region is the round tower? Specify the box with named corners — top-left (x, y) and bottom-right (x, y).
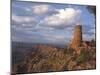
top-left (70, 25), bottom-right (82, 49)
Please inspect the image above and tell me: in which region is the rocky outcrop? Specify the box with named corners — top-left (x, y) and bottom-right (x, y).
top-left (12, 45), bottom-right (96, 74)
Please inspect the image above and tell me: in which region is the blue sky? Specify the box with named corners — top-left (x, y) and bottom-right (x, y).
top-left (11, 1), bottom-right (95, 45)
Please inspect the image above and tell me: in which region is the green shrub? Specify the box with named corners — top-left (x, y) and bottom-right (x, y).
top-left (76, 53), bottom-right (85, 64)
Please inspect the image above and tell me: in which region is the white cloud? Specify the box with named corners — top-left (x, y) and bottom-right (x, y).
top-left (42, 8), bottom-right (81, 28)
top-left (12, 15), bottom-right (35, 23)
top-left (43, 34), bottom-right (65, 40)
top-left (39, 33), bottom-right (67, 44)
top-left (32, 5), bottom-right (49, 15)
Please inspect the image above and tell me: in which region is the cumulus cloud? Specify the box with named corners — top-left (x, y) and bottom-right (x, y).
top-left (32, 5), bottom-right (49, 15)
top-left (12, 14), bottom-right (38, 32)
top-left (42, 8), bottom-right (81, 29)
top-left (43, 33), bottom-right (65, 40)
top-left (35, 32), bottom-right (68, 44)
top-left (12, 1), bottom-right (95, 44)
top-left (12, 15), bottom-right (35, 23)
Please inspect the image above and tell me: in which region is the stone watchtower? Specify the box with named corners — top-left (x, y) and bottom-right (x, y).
top-left (70, 25), bottom-right (82, 54)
